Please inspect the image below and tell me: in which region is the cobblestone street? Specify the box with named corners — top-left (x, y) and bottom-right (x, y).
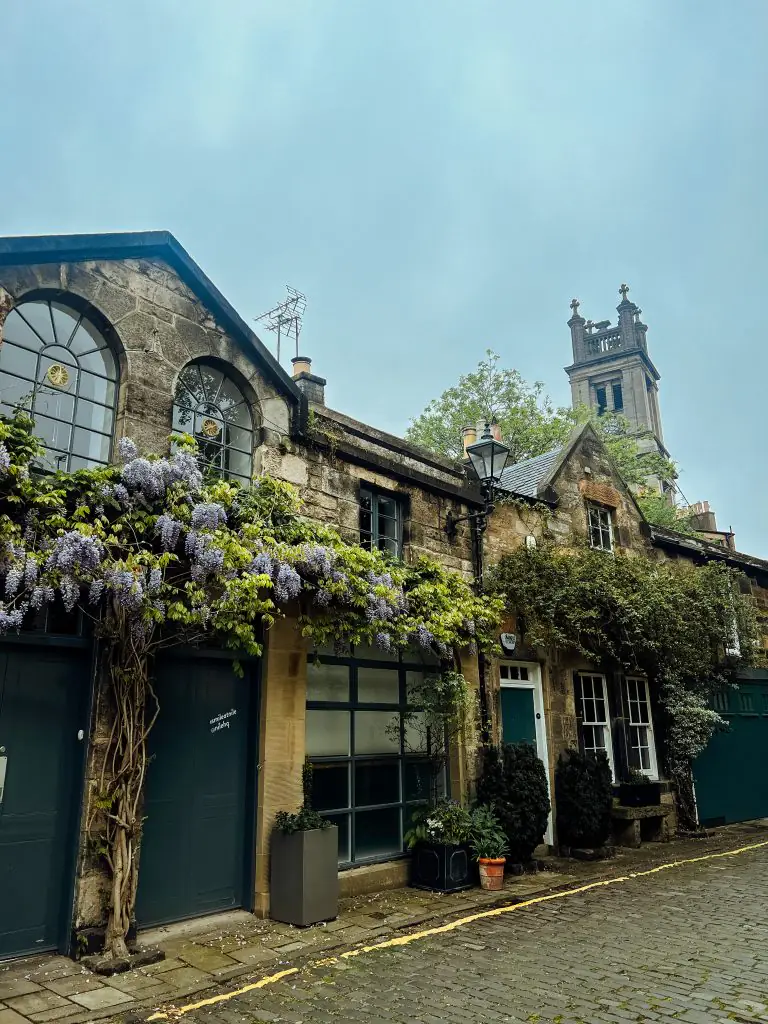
top-left (171, 846), bottom-right (768, 1024)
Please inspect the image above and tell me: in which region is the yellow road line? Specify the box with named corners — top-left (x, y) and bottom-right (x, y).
top-left (148, 838), bottom-right (768, 1020)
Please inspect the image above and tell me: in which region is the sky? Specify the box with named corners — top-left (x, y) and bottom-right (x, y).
top-left (2, 1), bottom-right (766, 556)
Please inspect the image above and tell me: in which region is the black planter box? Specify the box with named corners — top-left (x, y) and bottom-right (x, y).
top-left (270, 826), bottom-right (339, 927)
top-left (410, 842), bottom-right (473, 893)
top-left (618, 781), bottom-right (662, 807)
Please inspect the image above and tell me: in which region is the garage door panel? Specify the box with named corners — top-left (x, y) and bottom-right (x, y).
top-left (136, 655), bottom-right (257, 928)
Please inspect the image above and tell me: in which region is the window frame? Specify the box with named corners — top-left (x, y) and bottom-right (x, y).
top-left (0, 298), bottom-right (118, 472)
top-left (622, 676), bottom-right (659, 779)
top-left (306, 649), bottom-right (441, 867)
top-left (359, 485), bottom-right (404, 558)
top-left (576, 672), bottom-right (616, 780)
top-left (595, 385), bottom-right (607, 416)
top-left (587, 502), bottom-right (614, 552)
top-left (611, 381), bottom-right (624, 412)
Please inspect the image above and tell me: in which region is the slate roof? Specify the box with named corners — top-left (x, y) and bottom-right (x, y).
top-left (497, 447), bottom-right (563, 498)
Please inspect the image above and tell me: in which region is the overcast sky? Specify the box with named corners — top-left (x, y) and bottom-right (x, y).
top-left (2, 1), bottom-right (766, 555)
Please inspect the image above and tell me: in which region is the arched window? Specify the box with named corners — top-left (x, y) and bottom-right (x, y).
top-left (1, 298), bottom-right (118, 471)
top-left (172, 360), bottom-right (254, 486)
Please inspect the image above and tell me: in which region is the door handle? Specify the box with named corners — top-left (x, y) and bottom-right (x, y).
top-left (0, 754), bottom-right (7, 809)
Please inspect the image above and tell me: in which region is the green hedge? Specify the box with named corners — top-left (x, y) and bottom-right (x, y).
top-left (555, 749), bottom-right (613, 848)
top-left (476, 743), bottom-right (550, 863)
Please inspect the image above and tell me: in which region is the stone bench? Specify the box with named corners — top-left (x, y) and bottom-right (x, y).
top-left (612, 803), bottom-right (673, 848)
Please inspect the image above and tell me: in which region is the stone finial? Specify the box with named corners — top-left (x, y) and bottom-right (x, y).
top-left (619, 283), bottom-right (630, 302)
top-left (570, 297), bottom-right (580, 315)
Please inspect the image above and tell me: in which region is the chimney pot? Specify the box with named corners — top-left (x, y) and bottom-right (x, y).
top-left (291, 355), bottom-right (326, 405)
top-left (291, 356), bottom-right (312, 378)
top-left (461, 425), bottom-right (477, 457)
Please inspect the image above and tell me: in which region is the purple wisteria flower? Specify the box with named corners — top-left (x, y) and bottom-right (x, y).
top-left (0, 443), bottom-right (11, 476)
top-left (274, 563), bottom-right (302, 602)
top-left (415, 624), bottom-right (434, 650)
top-left (375, 631), bottom-right (393, 651)
top-left (147, 567), bottom-right (162, 593)
top-left (249, 552), bottom-right (273, 577)
top-left (89, 579), bottom-right (105, 605)
top-left (189, 536), bottom-right (225, 581)
top-left (298, 544), bottom-right (335, 578)
top-left (4, 567), bottom-right (22, 598)
top-left (155, 514), bottom-right (182, 552)
top-left (46, 532), bottom-right (103, 575)
top-left (60, 577), bottom-right (80, 613)
top-left (106, 569), bottom-right (144, 613)
top-left (31, 585), bottom-right (54, 610)
top-left (313, 588), bottom-right (332, 606)
top-left (191, 503), bottom-right (227, 531)
top-left (23, 558), bottom-right (38, 586)
top-left (0, 607), bottom-right (24, 631)
top-left (117, 438), bottom-right (138, 463)
top-left (113, 483), bottom-right (131, 506)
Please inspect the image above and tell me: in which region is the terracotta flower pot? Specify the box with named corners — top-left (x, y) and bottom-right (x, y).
top-left (478, 857), bottom-right (506, 891)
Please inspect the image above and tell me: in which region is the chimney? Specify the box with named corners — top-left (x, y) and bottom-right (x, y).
top-left (489, 421), bottom-right (502, 442)
top-left (462, 425), bottom-right (477, 457)
top-left (291, 356), bottom-right (326, 406)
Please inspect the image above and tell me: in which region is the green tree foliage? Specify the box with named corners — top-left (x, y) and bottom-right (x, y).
top-left (555, 750), bottom-right (613, 849)
top-left (475, 742), bottom-right (551, 863)
top-left (405, 350), bottom-right (577, 463)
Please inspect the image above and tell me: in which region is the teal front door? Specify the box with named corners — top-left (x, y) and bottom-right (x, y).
top-left (0, 647), bottom-right (89, 960)
top-left (500, 686), bottom-right (538, 750)
top-left (694, 677), bottom-right (768, 826)
top-left (136, 654), bottom-right (257, 928)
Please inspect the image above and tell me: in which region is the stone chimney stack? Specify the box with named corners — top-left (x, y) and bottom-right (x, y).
top-left (291, 356), bottom-right (326, 405)
top-left (461, 425), bottom-right (477, 457)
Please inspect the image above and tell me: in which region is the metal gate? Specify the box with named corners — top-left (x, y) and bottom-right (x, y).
top-left (135, 652), bottom-right (259, 928)
top-left (694, 672), bottom-right (768, 827)
top-left (0, 645), bottom-right (89, 959)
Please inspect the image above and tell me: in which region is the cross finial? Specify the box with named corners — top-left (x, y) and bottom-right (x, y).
top-left (619, 283), bottom-right (630, 302)
top-left (570, 297), bottom-right (580, 314)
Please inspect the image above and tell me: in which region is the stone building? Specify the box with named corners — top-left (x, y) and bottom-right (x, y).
top-left (565, 286), bottom-right (668, 484)
top-left (0, 231), bottom-right (765, 964)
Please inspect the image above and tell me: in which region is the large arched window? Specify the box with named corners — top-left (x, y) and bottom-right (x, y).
top-left (172, 360), bottom-right (254, 486)
top-left (1, 298), bottom-right (118, 471)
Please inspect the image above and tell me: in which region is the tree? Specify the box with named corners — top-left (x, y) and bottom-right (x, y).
top-left (405, 351), bottom-right (690, 533)
top-left (405, 351), bottom-right (578, 464)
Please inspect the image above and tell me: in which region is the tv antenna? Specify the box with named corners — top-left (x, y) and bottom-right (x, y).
top-left (255, 286), bottom-right (306, 364)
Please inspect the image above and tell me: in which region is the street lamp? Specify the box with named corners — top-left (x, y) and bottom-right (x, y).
top-left (445, 424), bottom-right (511, 540)
top-left (444, 423), bottom-right (511, 746)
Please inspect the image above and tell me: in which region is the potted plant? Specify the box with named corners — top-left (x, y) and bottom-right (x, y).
top-left (555, 749), bottom-right (613, 853)
top-left (475, 743), bottom-right (551, 868)
top-left (469, 804), bottom-right (509, 891)
top-left (618, 768), bottom-right (662, 808)
top-left (405, 800), bottom-right (473, 893)
top-left (270, 761), bottom-right (338, 927)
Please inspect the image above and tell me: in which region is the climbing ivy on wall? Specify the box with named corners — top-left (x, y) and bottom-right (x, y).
top-left (486, 543), bottom-right (762, 827)
top-left (0, 412), bottom-right (502, 958)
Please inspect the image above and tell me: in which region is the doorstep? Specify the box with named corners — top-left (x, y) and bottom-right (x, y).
top-left (1, 819), bottom-right (767, 1024)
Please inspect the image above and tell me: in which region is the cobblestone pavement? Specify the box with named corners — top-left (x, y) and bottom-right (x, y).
top-left (171, 846), bottom-right (768, 1024)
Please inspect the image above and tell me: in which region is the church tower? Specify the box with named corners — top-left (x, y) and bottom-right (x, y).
top-left (565, 285), bottom-right (669, 477)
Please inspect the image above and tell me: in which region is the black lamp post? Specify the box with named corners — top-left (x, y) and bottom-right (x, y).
top-left (445, 423), bottom-right (511, 744)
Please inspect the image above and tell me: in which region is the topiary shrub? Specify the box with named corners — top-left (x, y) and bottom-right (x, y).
top-left (555, 749), bottom-right (613, 849)
top-left (475, 743), bottom-right (551, 864)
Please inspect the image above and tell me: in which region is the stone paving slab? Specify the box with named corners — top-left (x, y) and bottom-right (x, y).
top-left (1, 820), bottom-right (767, 1024)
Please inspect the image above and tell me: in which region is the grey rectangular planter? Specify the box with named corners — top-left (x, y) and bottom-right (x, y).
top-left (270, 826), bottom-right (339, 927)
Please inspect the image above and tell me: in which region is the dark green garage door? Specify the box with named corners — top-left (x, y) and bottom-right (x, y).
top-left (136, 654), bottom-right (258, 928)
top-left (0, 647), bottom-right (89, 960)
top-left (694, 675), bottom-right (768, 827)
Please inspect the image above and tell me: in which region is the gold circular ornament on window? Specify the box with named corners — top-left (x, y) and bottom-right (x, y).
top-left (46, 364), bottom-right (70, 389)
top-left (201, 418), bottom-right (221, 438)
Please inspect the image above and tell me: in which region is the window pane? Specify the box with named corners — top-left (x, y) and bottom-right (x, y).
top-left (79, 371), bottom-right (115, 406)
top-left (75, 397), bottom-right (113, 434)
top-left (360, 491), bottom-right (372, 541)
top-left (403, 711), bottom-right (429, 753)
top-left (358, 667), bottom-right (400, 704)
top-left (35, 387), bottom-right (75, 423)
top-left (50, 304), bottom-right (80, 347)
top-left (355, 761), bottom-right (401, 807)
top-left (312, 763), bottom-right (350, 811)
top-left (34, 414), bottom-right (72, 454)
top-left (327, 813), bottom-right (350, 864)
top-left (377, 496), bottom-right (398, 520)
top-left (405, 758), bottom-right (433, 802)
top-left (78, 348), bottom-right (115, 376)
top-left (354, 806), bottom-right (401, 859)
top-left (307, 662), bottom-right (350, 702)
top-left (354, 710), bottom-right (400, 754)
top-left (4, 310), bottom-right (45, 351)
top-left (306, 709), bottom-right (350, 756)
top-left (17, 303), bottom-right (54, 344)
top-left (72, 427), bottom-right (111, 463)
top-left (0, 342), bottom-right (37, 380)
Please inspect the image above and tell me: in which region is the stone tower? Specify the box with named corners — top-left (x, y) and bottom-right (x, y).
top-left (565, 285), bottom-right (669, 481)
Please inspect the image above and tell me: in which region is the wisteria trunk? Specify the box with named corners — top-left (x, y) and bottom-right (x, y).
top-left (96, 605), bottom-right (158, 959)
